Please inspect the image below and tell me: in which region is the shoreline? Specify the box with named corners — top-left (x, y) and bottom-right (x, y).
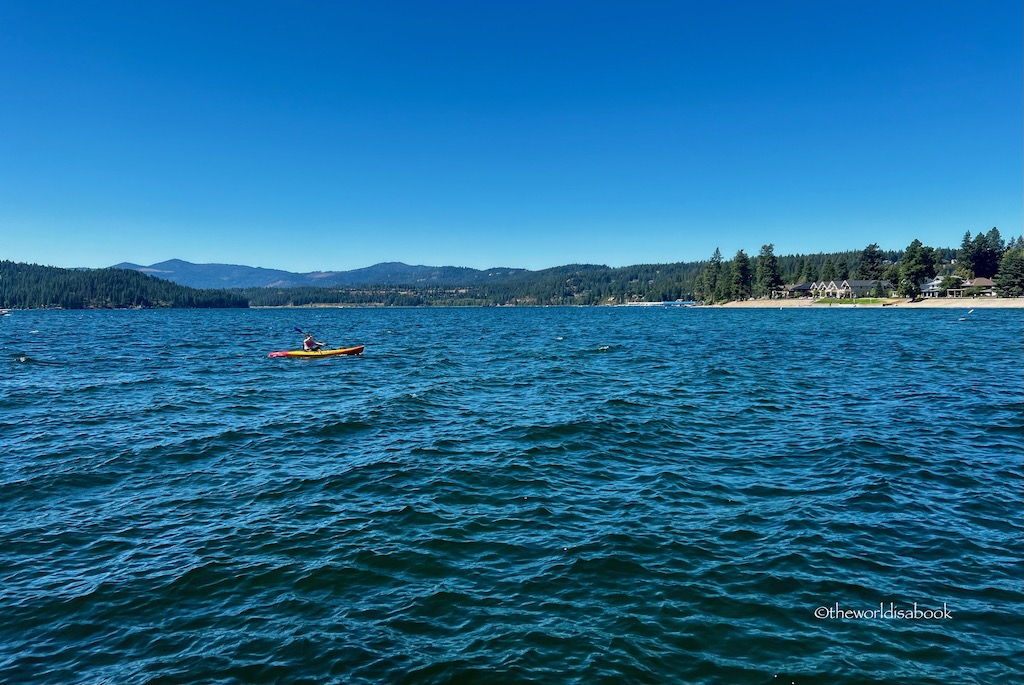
top-left (718, 297), bottom-right (1024, 309)
top-left (251, 298), bottom-right (1024, 309)
top-left (7, 297), bottom-right (1021, 311)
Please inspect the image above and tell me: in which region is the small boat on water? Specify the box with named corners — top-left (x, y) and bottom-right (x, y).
top-left (268, 345), bottom-right (365, 359)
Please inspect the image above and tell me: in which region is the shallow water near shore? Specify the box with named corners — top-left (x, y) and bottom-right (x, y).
top-left (2, 307), bottom-right (1022, 684)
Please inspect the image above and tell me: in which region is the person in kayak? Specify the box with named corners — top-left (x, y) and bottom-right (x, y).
top-left (302, 332), bottom-right (325, 351)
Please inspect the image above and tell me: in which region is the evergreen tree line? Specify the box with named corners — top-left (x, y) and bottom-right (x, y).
top-left (4, 229), bottom-right (1022, 309)
top-left (693, 228), bottom-right (1023, 303)
top-left (0, 261), bottom-right (249, 309)
top-left (883, 228), bottom-right (1022, 297)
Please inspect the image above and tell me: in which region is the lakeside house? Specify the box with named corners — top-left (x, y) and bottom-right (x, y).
top-left (781, 282), bottom-right (815, 298)
top-left (809, 279), bottom-right (894, 298)
top-left (778, 272), bottom-right (1009, 301)
top-left (921, 275), bottom-right (997, 298)
top-left (947, 277), bottom-right (997, 298)
top-left (921, 276), bottom-right (946, 297)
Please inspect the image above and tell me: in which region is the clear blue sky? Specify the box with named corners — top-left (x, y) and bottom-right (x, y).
top-left (2, 1), bottom-right (1021, 272)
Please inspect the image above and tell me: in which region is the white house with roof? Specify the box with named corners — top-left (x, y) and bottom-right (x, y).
top-left (920, 276), bottom-right (946, 298)
top-left (811, 279), bottom-right (894, 298)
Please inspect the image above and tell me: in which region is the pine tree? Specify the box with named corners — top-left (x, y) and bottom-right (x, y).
top-left (793, 257), bottom-right (809, 283)
top-left (754, 244), bottom-right (782, 297)
top-left (699, 248), bottom-right (723, 303)
top-left (957, 231), bottom-right (975, 276)
top-left (728, 250), bottom-right (752, 301)
top-left (836, 258), bottom-right (850, 280)
top-left (972, 228), bottom-right (1005, 278)
top-left (820, 258), bottom-right (837, 281)
top-left (994, 247), bottom-right (1024, 297)
top-left (898, 240), bottom-right (937, 296)
top-left (858, 243), bottom-right (885, 281)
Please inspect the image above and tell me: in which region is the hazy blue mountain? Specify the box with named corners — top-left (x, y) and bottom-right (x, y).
top-left (110, 259), bottom-right (311, 288)
top-left (111, 259), bottom-right (528, 289)
top-left (319, 262), bottom-right (527, 286)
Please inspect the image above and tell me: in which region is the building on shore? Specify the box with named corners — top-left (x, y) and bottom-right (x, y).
top-left (947, 277), bottom-right (997, 298)
top-left (809, 279), bottom-right (894, 298)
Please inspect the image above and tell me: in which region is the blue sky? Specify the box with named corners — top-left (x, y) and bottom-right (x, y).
top-left (1, 1), bottom-right (1020, 272)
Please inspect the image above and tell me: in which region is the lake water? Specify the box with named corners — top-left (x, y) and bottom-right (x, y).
top-left (2, 307), bottom-right (1022, 684)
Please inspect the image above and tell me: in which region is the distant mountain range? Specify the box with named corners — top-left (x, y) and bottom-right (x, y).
top-left (112, 259), bottom-right (529, 289)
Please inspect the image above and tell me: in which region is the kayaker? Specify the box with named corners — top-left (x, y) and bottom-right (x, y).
top-left (302, 332), bottom-right (325, 351)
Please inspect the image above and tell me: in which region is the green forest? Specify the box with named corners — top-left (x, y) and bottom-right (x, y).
top-left (240, 230), bottom-right (1024, 306)
top-left (241, 253), bottom-right (883, 307)
top-left (3, 229), bottom-right (1022, 309)
top-left (693, 229), bottom-right (1022, 302)
top-left (0, 261), bottom-right (249, 309)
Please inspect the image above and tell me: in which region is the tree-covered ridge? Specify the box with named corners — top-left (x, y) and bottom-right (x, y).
top-left (0, 261), bottom-right (248, 309)
top-left (233, 245), bottom-right (955, 307)
top-left (4, 229), bottom-right (1021, 309)
top-left (240, 262), bottom-right (708, 307)
top-left (236, 230), bottom-right (1024, 307)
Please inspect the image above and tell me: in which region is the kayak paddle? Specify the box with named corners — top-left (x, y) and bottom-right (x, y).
top-left (293, 327), bottom-right (327, 350)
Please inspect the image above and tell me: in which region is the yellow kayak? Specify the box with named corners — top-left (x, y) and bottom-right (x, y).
top-left (268, 345), bottom-right (365, 358)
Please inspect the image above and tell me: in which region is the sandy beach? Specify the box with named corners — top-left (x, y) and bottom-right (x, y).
top-left (720, 297), bottom-right (1024, 309)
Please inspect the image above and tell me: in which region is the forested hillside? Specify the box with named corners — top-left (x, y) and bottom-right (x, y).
top-left (238, 232), bottom-right (1022, 306)
top-left (5, 231), bottom-right (1021, 309)
top-left (0, 261), bottom-right (248, 309)
top-left (239, 262), bottom-right (708, 306)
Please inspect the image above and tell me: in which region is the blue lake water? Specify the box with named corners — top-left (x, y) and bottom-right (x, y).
top-left (1, 307), bottom-right (1022, 684)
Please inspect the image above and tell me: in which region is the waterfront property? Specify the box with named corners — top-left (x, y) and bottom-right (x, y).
top-left (781, 282), bottom-right (815, 298)
top-left (921, 276), bottom-right (945, 298)
top-left (947, 277), bottom-right (997, 298)
top-left (921, 275), bottom-right (998, 298)
top-left (809, 279), bottom-right (895, 299)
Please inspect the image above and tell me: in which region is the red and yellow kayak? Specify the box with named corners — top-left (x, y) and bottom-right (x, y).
top-left (268, 345), bottom-right (365, 359)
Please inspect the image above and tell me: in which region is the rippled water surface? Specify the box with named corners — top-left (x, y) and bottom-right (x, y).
top-left (2, 307), bottom-right (1022, 684)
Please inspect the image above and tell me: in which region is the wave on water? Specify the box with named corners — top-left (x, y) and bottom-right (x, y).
top-left (0, 308), bottom-right (1021, 684)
